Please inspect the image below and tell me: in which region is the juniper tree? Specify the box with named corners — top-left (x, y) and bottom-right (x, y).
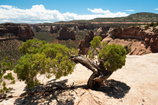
top-left (14, 37), bottom-right (126, 89)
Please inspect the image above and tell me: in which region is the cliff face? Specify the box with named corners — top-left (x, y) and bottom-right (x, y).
top-left (107, 26), bottom-right (144, 40)
top-left (50, 26), bottom-right (59, 34)
top-left (103, 26), bottom-right (158, 55)
top-left (95, 26), bottom-right (110, 39)
top-left (0, 23), bottom-right (34, 41)
top-left (56, 26), bottom-right (76, 40)
top-left (78, 25), bottom-right (158, 55)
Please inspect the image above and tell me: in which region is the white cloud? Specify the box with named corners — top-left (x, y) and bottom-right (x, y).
top-left (0, 5), bottom-right (129, 23)
top-left (155, 8), bottom-right (158, 10)
top-left (87, 8), bottom-right (111, 14)
top-left (87, 8), bottom-right (128, 17)
top-left (126, 10), bottom-right (134, 12)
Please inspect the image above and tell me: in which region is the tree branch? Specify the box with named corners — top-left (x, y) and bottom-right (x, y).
top-left (70, 55), bottom-right (98, 73)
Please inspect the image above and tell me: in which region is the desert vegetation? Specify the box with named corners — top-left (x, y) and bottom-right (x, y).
top-left (0, 36), bottom-right (126, 95)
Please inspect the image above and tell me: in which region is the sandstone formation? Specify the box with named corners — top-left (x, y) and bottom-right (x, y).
top-left (78, 30), bottom-right (94, 54)
top-left (0, 23), bottom-right (34, 41)
top-left (103, 26), bottom-right (158, 54)
top-left (35, 25), bottom-right (40, 32)
top-left (77, 24), bottom-right (100, 30)
top-left (85, 30), bottom-right (94, 47)
top-left (95, 26), bottom-right (110, 39)
top-left (78, 40), bottom-right (86, 55)
top-left (57, 26), bottom-right (75, 40)
top-left (107, 26), bottom-right (145, 40)
top-left (50, 26), bottom-right (58, 34)
top-left (78, 25), bottom-right (158, 55)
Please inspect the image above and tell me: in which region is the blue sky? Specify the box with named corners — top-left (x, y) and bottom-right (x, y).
top-left (0, 0), bottom-right (158, 23)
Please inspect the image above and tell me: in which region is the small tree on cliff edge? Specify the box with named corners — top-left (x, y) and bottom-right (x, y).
top-left (14, 37), bottom-right (126, 89)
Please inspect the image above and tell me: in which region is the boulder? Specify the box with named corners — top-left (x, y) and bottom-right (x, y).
top-left (57, 26), bottom-right (75, 40)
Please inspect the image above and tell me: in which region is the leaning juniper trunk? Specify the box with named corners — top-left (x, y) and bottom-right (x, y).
top-left (70, 55), bottom-right (113, 89)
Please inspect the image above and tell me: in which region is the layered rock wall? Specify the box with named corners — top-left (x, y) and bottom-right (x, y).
top-left (0, 23), bottom-right (34, 41)
top-left (57, 26), bottom-right (75, 40)
top-left (104, 26), bottom-right (158, 54)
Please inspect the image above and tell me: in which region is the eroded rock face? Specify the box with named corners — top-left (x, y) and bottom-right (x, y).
top-left (35, 25), bottom-right (40, 32)
top-left (77, 24), bottom-right (92, 30)
top-left (85, 30), bottom-right (94, 47)
top-left (103, 26), bottom-right (158, 54)
top-left (0, 23), bottom-right (34, 41)
top-left (50, 26), bottom-right (58, 34)
top-left (107, 26), bottom-right (145, 40)
top-left (78, 40), bottom-right (86, 55)
top-left (18, 24), bottom-right (35, 40)
top-left (57, 26), bottom-right (75, 40)
top-left (95, 26), bottom-right (110, 39)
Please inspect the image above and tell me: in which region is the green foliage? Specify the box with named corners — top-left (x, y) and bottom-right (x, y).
top-left (0, 57), bottom-right (14, 94)
top-left (88, 36), bottom-right (102, 60)
top-left (124, 45), bottom-right (131, 54)
top-left (98, 44), bottom-right (127, 71)
top-left (90, 36), bottom-right (102, 49)
top-left (145, 22), bottom-right (158, 30)
top-left (14, 38), bottom-right (77, 88)
top-left (4, 73), bottom-right (14, 80)
top-left (19, 38), bottom-right (46, 54)
top-left (88, 50), bottom-right (95, 59)
top-left (88, 36), bottom-right (126, 72)
top-left (10, 80), bottom-right (15, 84)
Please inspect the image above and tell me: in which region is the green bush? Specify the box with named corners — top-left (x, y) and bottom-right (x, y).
top-left (14, 38), bottom-right (78, 88)
top-left (88, 36), bottom-right (127, 72)
top-left (0, 57), bottom-right (14, 94)
top-left (98, 44), bottom-right (127, 71)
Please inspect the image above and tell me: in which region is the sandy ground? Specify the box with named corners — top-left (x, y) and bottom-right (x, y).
top-left (0, 53), bottom-right (158, 105)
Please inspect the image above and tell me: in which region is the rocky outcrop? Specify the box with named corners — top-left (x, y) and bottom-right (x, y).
top-left (57, 26), bottom-right (75, 40)
top-left (18, 24), bottom-right (35, 40)
top-left (77, 24), bottom-right (96, 30)
top-left (107, 26), bottom-right (145, 40)
top-left (95, 26), bottom-right (109, 39)
top-left (85, 30), bottom-right (94, 47)
top-left (50, 26), bottom-right (58, 34)
top-left (78, 40), bottom-right (86, 55)
top-left (103, 26), bottom-right (158, 55)
top-left (0, 23), bottom-right (34, 41)
top-left (35, 25), bottom-right (40, 32)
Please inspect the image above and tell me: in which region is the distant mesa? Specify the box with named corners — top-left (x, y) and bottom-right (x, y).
top-left (94, 26), bottom-right (110, 39)
top-left (50, 25), bottom-right (60, 34)
top-left (0, 23), bottom-right (34, 41)
top-left (57, 26), bottom-right (76, 40)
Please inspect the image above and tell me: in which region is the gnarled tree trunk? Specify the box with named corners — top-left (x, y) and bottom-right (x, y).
top-left (70, 55), bottom-right (113, 89)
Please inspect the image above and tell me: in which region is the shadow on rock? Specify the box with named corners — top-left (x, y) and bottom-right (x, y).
top-left (14, 79), bottom-right (76, 105)
top-left (95, 79), bottom-right (130, 99)
top-left (14, 79), bottom-right (87, 105)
